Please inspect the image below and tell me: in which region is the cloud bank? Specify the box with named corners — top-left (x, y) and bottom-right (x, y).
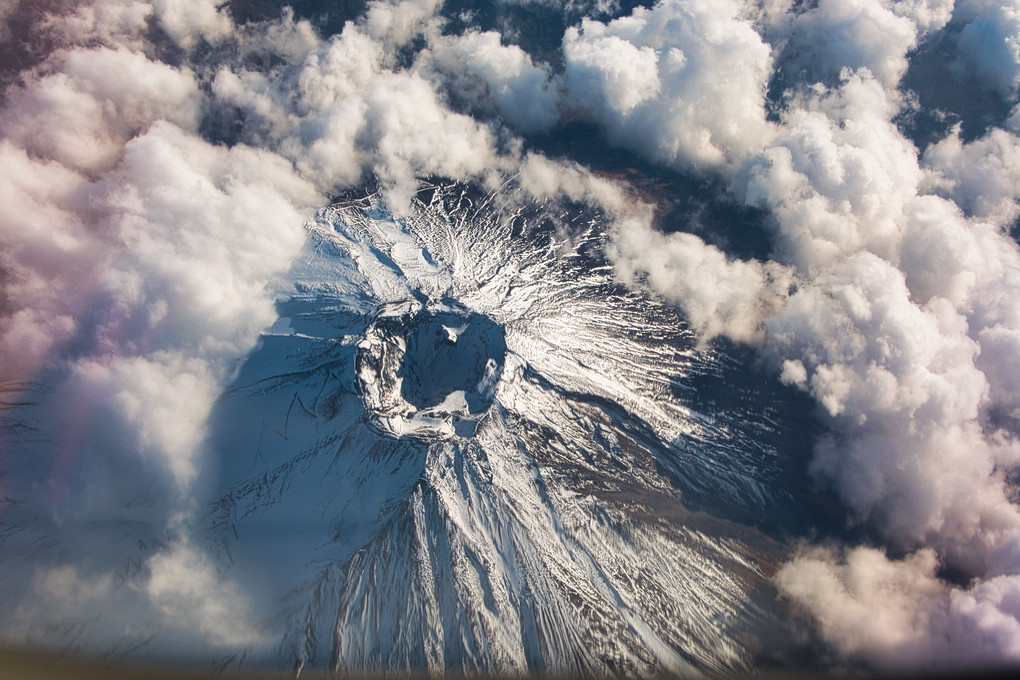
top-left (562, 0), bottom-right (775, 167)
top-left (407, 0), bottom-right (1020, 659)
top-left (563, 0), bottom-right (1020, 670)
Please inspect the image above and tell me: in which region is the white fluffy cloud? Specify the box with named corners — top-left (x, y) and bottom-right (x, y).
top-left (0, 116), bottom-right (321, 611)
top-left (425, 30), bottom-right (561, 133)
top-left (43, 0), bottom-right (154, 48)
top-left (4, 565), bottom-right (118, 646)
top-left (0, 1), bottom-right (533, 657)
top-left (766, 251), bottom-right (1020, 562)
top-left (514, 153), bottom-right (793, 346)
top-left (610, 217), bottom-right (792, 344)
top-left (735, 67), bottom-right (1020, 680)
top-left (891, 0), bottom-right (956, 34)
top-left (741, 74), bottom-right (921, 272)
top-left (149, 0), bottom-right (231, 49)
top-left (0, 142), bottom-right (92, 375)
top-left (5, 545), bottom-right (267, 652)
top-left (922, 124), bottom-right (1020, 226)
top-left (777, 547), bottom-right (1020, 668)
top-left (0, 45), bottom-right (200, 173)
top-left (212, 11), bottom-right (508, 213)
top-left (564, 24), bottom-right (661, 117)
top-left (517, 152), bottom-right (632, 207)
top-left (562, 0), bottom-right (775, 167)
top-left (493, 15), bottom-right (1020, 638)
top-left (955, 0), bottom-right (1020, 97)
top-left (770, 0), bottom-right (947, 90)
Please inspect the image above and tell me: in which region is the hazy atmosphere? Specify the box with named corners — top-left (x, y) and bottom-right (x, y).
top-left (3, 0), bottom-right (1020, 675)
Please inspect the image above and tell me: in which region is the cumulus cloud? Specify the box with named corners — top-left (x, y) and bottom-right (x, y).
top-left (901, 197), bottom-right (1020, 421)
top-left (0, 142), bottom-right (92, 375)
top-left (610, 218), bottom-right (792, 344)
top-left (562, 0), bottom-right (775, 167)
top-left (728, 59), bottom-right (1020, 678)
top-left (921, 124), bottom-right (1020, 226)
top-left (425, 30), bottom-right (561, 133)
top-left (361, 0), bottom-right (441, 45)
top-left (515, 151), bottom-right (793, 344)
top-left (777, 546), bottom-right (1020, 669)
top-left (517, 152), bottom-right (631, 207)
top-left (766, 252), bottom-right (1020, 559)
top-left (0, 110), bottom-right (320, 650)
top-left (769, 0), bottom-right (947, 90)
top-left (65, 354), bottom-right (216, 488)
top-left (890, 0), bottom-right (955, 34)
top-left (211, 7), bottom-right (509, 213)
top-left (0, 0), bottom-right (546, 657)
top-left (740, 72), bottom-right (921, 272)
top-left (239, 6), bottom-right (321, 63)
top-left (770, 271), bottom-right (1020, 665)
top-left (718, 66), bottom-right (1020, 668)
top-left (0, 45), bottom-right (200, 173)
top-left (41, 0), bottom-right (153, 49)
top-left (0, 118), bottom-right (319, 375)
top-left (955, 0), bottom-right (1020, 98)
top-left (149, 0), bottom-right (231, 49)
top-left (5, 546), bottom-right (267, 653)
top-left (564, 24), bottom-right (661, 117)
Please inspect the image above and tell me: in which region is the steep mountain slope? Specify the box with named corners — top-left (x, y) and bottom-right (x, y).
top-left (206, 184), bottom-right (809, 674)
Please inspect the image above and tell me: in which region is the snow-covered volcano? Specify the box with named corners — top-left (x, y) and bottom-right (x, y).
top-left (205, 184), bottom-right (815, 674)
top-left (6, 0), bottom-right (1020, 674)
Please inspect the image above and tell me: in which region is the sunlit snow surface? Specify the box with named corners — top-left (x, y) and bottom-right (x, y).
top-left (204, 184), bottom-right (819, 674)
